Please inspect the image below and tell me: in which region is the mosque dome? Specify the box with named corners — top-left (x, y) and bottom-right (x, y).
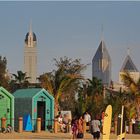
top-left (25, 32), bottom-right (37, 42)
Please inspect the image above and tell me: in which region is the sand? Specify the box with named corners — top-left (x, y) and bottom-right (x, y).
top-left (0, 132), bottom-right (140, 139)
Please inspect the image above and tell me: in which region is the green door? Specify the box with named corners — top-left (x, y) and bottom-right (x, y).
top-left (0, 94), bottom-right (11, 127)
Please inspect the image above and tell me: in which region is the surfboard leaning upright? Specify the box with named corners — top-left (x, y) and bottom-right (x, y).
top-left (117, 106), bottom-right (126, 140)
top-left (102, 105), bottom-right (112, 140)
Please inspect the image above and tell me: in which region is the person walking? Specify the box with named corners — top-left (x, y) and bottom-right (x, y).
top-left (84, 112), bottom-right (91, 126)
top-left (71, 118), bottom-right (78, 139)
top-left (91, 115), bottom-right (101, 140)
top-left (131, 116), bottom-right (136, 134)
top-left (77, 116), bottom-right (84, 139)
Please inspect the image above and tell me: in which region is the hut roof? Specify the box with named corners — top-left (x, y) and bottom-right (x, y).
top-left (13, 88), bottom-right (42, 98)
top-left (0, 86), bottom-right (14, 99)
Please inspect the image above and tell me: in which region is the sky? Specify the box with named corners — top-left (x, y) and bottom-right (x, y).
top-left (0, 1), bottom-right (140, 82)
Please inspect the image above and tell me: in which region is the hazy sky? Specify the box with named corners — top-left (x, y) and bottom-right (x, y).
top-left (0, 1), bottom-right (140, 82)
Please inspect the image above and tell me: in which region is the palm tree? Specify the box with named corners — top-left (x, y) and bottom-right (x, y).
top-left (12, 71), bottom-right (30, 84)
top-left (38, 70), bottom-right (83, 116)
top-left (87, 77), bottom-right (105, 115)
top-left (106, 88), bottom-right (125, 119)
top-left (11, 70), bottom-right (30, 90)
top-left (76, 77), bottom-right (104, 117)
top-left (87, 77), bottom-right (103, 95)
top-left (121, 72), bottom-right (140, 120)
top-left (76, 82), bottom-right (89, 116)
top-left (38, 57), bottom-right (87, 117)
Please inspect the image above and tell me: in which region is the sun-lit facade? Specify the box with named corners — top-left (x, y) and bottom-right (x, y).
top-left (24, 24), bottom-right (37, 83)
top-left (92, 40), bottom-right (111, 86)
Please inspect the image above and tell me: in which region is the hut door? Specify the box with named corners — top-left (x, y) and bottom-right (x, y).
top-left (0, 94), bottom-right (11, 127)
top-left (37, 101), bottom-right (45, 130)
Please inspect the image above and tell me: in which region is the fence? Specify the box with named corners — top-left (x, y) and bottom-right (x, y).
top-left (0, 117), bottom-right (54, 133)
top-left (1, 117), bottom-right (140, 134)
top-left (0, 117), bottom-right (82, 134)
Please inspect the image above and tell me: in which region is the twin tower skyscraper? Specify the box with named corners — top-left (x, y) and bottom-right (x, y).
top-left (92, 39), bottom-right (139, 86)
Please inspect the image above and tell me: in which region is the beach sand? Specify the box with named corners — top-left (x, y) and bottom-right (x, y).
top-left (0, 132), bottom-right (140, 139)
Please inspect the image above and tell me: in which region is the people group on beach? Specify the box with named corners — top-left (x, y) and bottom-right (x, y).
top-left (57, 112), bottom-right (70, 133)
top-left (71, 116), bottom-right (84, 139)
top-left (71, 112), bottom-right (102, 140)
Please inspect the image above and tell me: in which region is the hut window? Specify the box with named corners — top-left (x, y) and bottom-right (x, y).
top-left (0, 94), bottom-right (4, 99)
top-left (39, 96), bottom-right (46, 101)
top-left (7, 108), bottom-right (10, 113)
top-left (47, 109), bottom-right (49, 114)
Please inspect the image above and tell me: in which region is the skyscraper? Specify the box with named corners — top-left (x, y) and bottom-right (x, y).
top-left (92, 40), bottom-right (111, 86)
top-left (24, 24), bottom-right (37, 83)
top-left (119, 52), bottom-right (139, 83)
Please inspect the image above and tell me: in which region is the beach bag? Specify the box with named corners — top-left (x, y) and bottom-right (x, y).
top-left (77, 132), bottom-right (84, 138)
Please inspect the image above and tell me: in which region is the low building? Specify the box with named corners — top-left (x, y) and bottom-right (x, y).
top-left (13, 88), bottom-right (54, 131)
top-left (0, 87), bottom-right (14, 129)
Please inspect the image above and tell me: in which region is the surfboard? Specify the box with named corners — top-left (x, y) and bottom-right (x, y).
top-left (117, 106), bottom-right (126, 140)
top-left (102, 105), bottom-right (112, 140)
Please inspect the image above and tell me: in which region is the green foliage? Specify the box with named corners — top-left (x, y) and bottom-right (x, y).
top-left (10, 70), bottom-right (30, 92)
top-left (0, 56), bottom-right (10, 89)
top-left (120, 71), bottom-right (140, 120)
top-left (38, 56), bottom-right (87, 116)
top-left (75, 77), bottom-right (105, 117)
top-left (53, 56), bottom-right (87, 75)
top-left (105, 90), bottom-right (122, 119)
top-left (12, 71), bottom-right (30, 84)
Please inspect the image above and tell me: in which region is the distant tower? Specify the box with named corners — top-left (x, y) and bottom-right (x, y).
top-left (24, 23), bottom-right (37, 83)
top-left (92, 40), bottom-right (111, 86)
top-left (119, 49), bottom-right (139, 83)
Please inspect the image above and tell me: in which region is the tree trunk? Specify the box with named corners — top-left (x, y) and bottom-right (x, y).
top-left (129, 121), bottom-right (132, 134)
top-left (54, 99), bottom-right (59, 117)
top-left (114, 115), bottom-right (118, 134)
top-left (136, 97), bottom-right (140, 121)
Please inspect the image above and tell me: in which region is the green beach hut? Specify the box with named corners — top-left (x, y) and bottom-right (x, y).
top-left (13, 88), bottom-right (54, 131)
top-left (0, 87), bottom-right (14, 128)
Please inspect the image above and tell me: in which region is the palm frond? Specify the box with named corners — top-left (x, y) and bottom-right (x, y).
top-left (56, 74), bottom-right (82, 100)
top-left (120, 72), bottom-right (138, 94)
top-left (38, 73), bottom-right (54, 95)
